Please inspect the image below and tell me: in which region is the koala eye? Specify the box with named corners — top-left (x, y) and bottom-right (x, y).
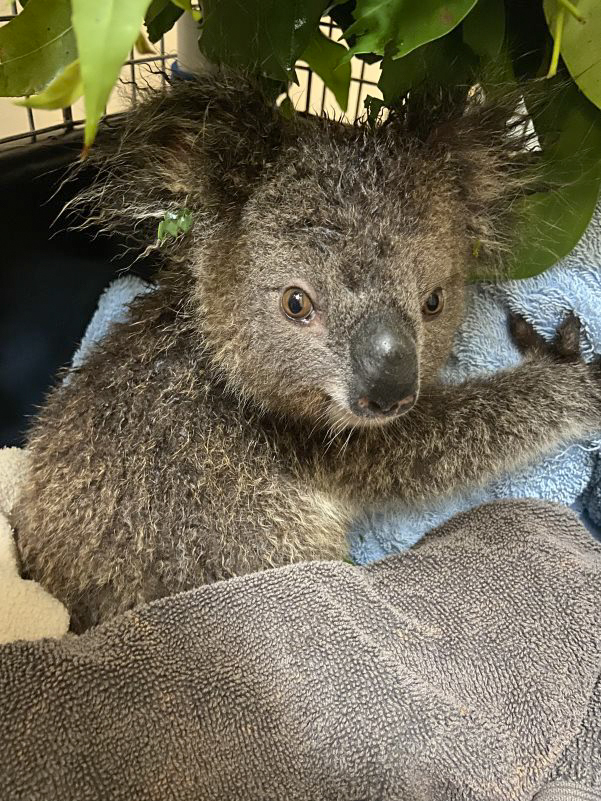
top-left (422, 288), bottom-right (445, 318)
top-left (281, 287), bottom-right (314, 322)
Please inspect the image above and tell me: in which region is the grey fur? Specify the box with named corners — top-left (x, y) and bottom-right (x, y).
top-left (14, 74), bottom-right (601, 631)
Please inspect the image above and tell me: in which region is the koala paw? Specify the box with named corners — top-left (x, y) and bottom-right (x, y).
top-left (508, 311), bottom-right (585, 363)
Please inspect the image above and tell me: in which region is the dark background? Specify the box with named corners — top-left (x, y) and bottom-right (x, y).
top-left (0, 137), bottom-right (154, 447)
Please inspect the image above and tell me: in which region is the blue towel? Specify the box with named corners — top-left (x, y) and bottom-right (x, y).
top-left (73, 242), bottom-right (601, 562)
top-left (71, 275), bottom-right (155, 371)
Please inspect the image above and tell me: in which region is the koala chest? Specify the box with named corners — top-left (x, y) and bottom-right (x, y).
top-left (146, 414), bottom-right (352, 567)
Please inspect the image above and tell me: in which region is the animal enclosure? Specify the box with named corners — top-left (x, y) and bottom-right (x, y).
top-left (0, 10), bottom-right (381, 149)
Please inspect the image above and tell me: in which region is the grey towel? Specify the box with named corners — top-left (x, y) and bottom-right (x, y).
top-left (1, 500), bottom-right (600, 801)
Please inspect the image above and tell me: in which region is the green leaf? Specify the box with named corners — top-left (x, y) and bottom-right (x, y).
top-left (511, 83), bottom-right (601, 278)
top-left (170, 0), bottom-right (200, 19)
top-left (510, 177), bottom-right (601, 279)
top-left (378, 27), bottom-right (477, 103)
top-left (135, 30), bottom-right (155, 55)
top-left (158, 208), bottom-right (193, 242)
top-left (16, 58), bottom-right (82, 108)
top-left (301, 29), bottom-right (351, 110)
top-left (199, 0), bottom-right (329, 81)
top-left (364, 93), bottom-right (384, 125)
top-left (544, 0), bottom-right (601, 111)
top-left (378, 45), bottom-right (428, 102)
top-left (144, 0), bottom-right (184, 42)
top-left (530, 77), bottom-right (601, 181)
top-left (0, 0), bottom-right (77, 97)
top-left (462, 0), bottom-right (505, 62)
top-left (328, 0), bottom-right (356, 33)
top-left (344, 0), bottom-right (479, 60)
top-left (71, 0), bottom-right (153, 150)
top-left (278, 94), bottom-right (295, 119)
top-left (329, 0), bottom-right (384, 63)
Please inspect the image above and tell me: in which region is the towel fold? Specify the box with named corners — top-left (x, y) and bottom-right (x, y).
top-left (1, 499), bottom-right (600, 800)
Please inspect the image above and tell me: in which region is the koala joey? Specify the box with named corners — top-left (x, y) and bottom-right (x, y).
top-left (14, 73), bottom-right (601, 631)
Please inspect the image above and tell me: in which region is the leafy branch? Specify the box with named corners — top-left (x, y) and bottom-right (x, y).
top-left (0, 0), bottom-right (600, 277)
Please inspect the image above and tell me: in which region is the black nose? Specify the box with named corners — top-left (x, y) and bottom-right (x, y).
top-left (350, 314), bottom-right (418, 419)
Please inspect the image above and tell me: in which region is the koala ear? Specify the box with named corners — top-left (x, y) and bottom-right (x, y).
top-left (67, 72), bottom-right (285, 251)
top-left (424, 89), bottom-right (535, 276)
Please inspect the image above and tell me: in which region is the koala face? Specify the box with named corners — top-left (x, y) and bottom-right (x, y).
top-left (82, 76), bottom-right (524, 431)
top-left (200, 124), bottom-right (469, 429)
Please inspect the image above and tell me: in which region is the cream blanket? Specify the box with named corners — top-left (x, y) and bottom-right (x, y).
top-left (0, 447), bottom-right (68, 643)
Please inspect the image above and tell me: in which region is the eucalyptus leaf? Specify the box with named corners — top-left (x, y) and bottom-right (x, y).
top-left (158, 208), bottom-right (193, 242)
top-left (364, 94), bottom-right (384, 125)
top-left (544, 0), bottom-right (601, 111)
top-left (378, 27), bottom-right (477, 103)
top-left (0, 0), bottom-right (76, 97)
top-left (278, 94), bottom-right (295, 119)
top-left (71, 0), bottom-right (153, 149)
top-left (328, 0), bottom-right (356, 33)
top-left (344, 0), bottom-right (479, 60)
top-left (170, 0), bottom-right (201, 19)
top-left (170, 0), bottom-right (192, 10)
top-left (199, 0), bottom-right (329, 81)
top-left (301, 28), bottom-right (351, 109)
top-left (528, 78), bottom-right (601, 181)
top-left (511, 83), bottom-right (601, 278)
top-left (17, 58), bottom-right (82, 109)
top-left (510, 170), bottom-right (601, 279)
top-left (462, 0), bottom-right (505, 62)
top-left (135, 31), bottom-right (155, 55)
top-left (329, 0), bottom-right (384, 63)
top-left (378, 45), bottom-right (429, 102)
top-left (144, 0), bottom-right (183, 43)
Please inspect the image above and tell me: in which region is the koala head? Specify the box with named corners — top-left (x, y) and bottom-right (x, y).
top-left (78, 74), bottom-right (530, 430)
top-left (204, 127), bottom-right (469, 428)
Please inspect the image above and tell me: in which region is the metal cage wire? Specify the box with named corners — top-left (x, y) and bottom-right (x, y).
top-left (0, 2), bottom-right (177, 147)
top-left (0, 9), bottom-right (381, 149)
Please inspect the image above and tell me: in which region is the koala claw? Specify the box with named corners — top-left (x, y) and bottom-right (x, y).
top-left (508, 311), bottom-right (583, 363)
top-left (553, 312), bottom-right (582, 361)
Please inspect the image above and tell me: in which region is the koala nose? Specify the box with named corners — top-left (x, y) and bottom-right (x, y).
top-left (350, 315), bottom-right (418, 419)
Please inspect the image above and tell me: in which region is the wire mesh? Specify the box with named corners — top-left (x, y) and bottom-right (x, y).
top-left (291, 18), bottom-right (381, 121)
top-left (0, 2), bottom-right (178, 148)
top-left (0, 10), bottom-right (381, 149)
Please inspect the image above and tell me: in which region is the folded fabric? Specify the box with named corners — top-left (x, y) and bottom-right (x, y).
top-left (70, 274), bottom-right (154, 372)
top-left (0, 447), bottom-right (69, 643)
top-left (1, 499), bottom-right (600, 800)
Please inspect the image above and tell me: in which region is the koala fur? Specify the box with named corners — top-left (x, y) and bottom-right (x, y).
top-left (14, 73), bottom-right (601, 632)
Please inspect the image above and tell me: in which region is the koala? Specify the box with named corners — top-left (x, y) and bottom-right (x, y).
top-left (14, 73), bottom-right (601, 632)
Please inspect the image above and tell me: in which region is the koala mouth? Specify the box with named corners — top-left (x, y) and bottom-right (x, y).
top-left (326, 391), bottom-right (418, 430)
top-left (355, 392), bottom-right (417, 418)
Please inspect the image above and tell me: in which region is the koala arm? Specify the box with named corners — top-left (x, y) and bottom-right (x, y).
top-left (324, 315), bottom-right (601, 503)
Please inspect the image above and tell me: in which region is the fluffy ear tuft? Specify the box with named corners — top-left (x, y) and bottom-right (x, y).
top-left (64, 72), bottom-right (285, 254)
top-left (433, 90), bottom-right (537, 278)
top-left (388, 85), bottom-right (538, 278)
